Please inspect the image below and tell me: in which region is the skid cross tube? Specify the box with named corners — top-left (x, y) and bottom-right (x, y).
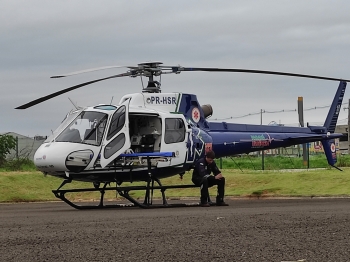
top-left (52, 181), bottom-right (200, 209)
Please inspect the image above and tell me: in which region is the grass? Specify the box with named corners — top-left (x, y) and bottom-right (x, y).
top-left (0, 158), bottom-right (37, 172)
top-left (3, 154), bottom-right (350, 173)
top-left (220, 154), bottom-right (350, 169)
top-left (1, 155), bottom-right (350, 203)
top-left (2, 168), bottom-right (350, 203)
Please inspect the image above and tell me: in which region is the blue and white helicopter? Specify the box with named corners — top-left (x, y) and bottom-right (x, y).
top-left (16, 62), bottom-right (349, 209)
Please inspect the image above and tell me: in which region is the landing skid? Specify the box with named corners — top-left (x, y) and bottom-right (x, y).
top-left (52, 155), bottom-right (202, 209)
top-left (52, 179), bottom-right (201, 209)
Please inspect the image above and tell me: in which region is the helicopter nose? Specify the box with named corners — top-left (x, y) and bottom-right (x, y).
top-left (34, 142), bottom-right (95, 173)
top-left (34, 144), bottom-right (52, 171)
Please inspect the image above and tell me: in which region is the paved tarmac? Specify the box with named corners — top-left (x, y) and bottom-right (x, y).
top-left (1, 198), bottom-right (350, 262)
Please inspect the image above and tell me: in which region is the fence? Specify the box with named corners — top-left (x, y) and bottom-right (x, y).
top-left (7, 136), bottom-right (46, 161)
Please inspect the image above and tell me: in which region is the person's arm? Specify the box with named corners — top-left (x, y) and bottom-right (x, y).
top-left (212, 161), bottom-right (223, 179)
top-left (212, 161), bottom-right (221, 175)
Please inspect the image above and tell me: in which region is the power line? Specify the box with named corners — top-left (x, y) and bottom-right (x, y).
top-left (213, 102), bottom-right (349, 121)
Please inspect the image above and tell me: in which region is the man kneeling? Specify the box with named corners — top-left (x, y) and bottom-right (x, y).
top-left (192, 150), bottom-right (229, 207)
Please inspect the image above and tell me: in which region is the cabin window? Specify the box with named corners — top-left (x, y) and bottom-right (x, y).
top-left (104, 133), bottom-right (125, 159)
top-left (107, 105), bottom-right (126, 140)
top-left (164, 118), bottom-right (185, 144)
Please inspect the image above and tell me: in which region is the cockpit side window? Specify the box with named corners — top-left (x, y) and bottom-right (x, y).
top-left (164, 118), bottom-right (185, 144)
top-left (106, 105), bottom-right (126, 140)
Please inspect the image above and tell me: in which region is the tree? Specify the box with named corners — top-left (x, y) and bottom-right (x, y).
top-left (0, 134), bottom-right (16, 164)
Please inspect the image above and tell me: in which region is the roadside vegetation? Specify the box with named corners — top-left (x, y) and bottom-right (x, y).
top-left (3, 152), bottom-right (347, 172)
top-left (220, 154), bottom-right (350, 170)
top-left (1, 168), bottom-right (350, 203)
top-left (0, 158), bottom-right (37, 172)
top-left (1, 154), bottom-right (350, 203)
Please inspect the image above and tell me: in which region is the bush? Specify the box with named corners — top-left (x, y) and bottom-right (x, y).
top-left (0, 158), bottom-right (37, 171)
top-left (0, 135), bottom-right (16, 165)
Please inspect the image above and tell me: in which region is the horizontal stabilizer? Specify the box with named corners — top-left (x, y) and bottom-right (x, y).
top-left (288, 133), bottom-right (342, 143)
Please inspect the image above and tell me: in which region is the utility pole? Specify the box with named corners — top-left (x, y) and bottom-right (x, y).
top-left (348, 99), bottom-right (350, 154)
top-left (343, 99), bottom-right (350, 154)
top-left (298, 97), bottom-right (309, 168)
top-left (261, 109), bottom-right (265, 170)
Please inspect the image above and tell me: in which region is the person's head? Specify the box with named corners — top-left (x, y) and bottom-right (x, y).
top-left (205, 150), bottom-right (215, 164)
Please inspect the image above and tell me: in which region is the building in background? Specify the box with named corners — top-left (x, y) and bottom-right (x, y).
top-left (0, 132), bottom-right (46, 161)
top-left (334, 125), bottom-right (348, 154)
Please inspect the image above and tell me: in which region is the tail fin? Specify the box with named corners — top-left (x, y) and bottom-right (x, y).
top-left (321, 81), bottom-right (346, 170)
top-left (321, 139), bottom-right (338, 167)
top-left (323, 81), bottom-right (346, 133)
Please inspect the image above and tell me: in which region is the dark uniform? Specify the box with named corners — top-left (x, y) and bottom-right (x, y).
top-left (192, 157), bottom-right (226, 205)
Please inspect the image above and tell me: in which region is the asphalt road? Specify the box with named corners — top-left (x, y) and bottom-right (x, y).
top-left (1, 198), bottom-right (350, 262)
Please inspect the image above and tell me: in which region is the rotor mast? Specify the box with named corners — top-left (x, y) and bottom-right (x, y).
top-left (134, 62), bottom-right (163, 93)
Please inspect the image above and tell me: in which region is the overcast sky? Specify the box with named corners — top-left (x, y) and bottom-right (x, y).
top-left (2, 0), bottom-right (350, 137)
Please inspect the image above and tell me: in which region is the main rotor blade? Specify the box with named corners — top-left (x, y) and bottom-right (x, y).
top-left (181, 67), bottom-right (350, 82)
top-left (51, 65), bottom-right (131, 78)
top-left (15, 72), bottom-right (131, 109)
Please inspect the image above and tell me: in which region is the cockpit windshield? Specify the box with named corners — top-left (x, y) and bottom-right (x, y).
top-left (44, 109), bottom-right (83, 143)
top-left (56, 111), bottom-right (108, 146)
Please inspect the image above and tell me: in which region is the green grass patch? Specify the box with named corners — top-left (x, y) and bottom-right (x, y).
top-left (220, 154), bottom-right (350, 170)
top-left (0, 158), bottom-right (37, 172)
top-left (2, 168), bottom-right (350, 202)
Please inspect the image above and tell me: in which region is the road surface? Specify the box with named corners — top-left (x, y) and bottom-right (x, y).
top-left (1, 198), bottom-right (350, 261)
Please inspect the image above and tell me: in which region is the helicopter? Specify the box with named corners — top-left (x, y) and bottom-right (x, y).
top-left (16, 62), bottom-right (349, 209)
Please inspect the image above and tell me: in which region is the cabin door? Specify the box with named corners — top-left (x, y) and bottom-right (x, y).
top-left (158, 116), bottom-right (188, 167)
top-left (100, 99), bottom-right (131, 168)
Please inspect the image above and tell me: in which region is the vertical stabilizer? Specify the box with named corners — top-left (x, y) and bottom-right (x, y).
top-left (321, 139), bottom-right (337, 166)
top-left (323, 81), bottom-right (346, 133)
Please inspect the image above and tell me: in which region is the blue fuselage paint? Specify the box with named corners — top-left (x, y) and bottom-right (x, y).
top-left (209, 130), bottom-right (338, 158)
top-left (209, 131), bottom-right (291, 158)
top-left (176, 93), bottom-right (339, 159)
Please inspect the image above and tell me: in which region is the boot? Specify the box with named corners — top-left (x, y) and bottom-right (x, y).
top-left (200, 196), bottom-right (211, 207)
top-left (216, 197), bottom-right (229, 206)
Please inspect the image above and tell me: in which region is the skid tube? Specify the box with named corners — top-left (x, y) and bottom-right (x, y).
top-left (52, 155), bottom-right (202, 209)
top-left (52, 179), bottom-right (201, 209)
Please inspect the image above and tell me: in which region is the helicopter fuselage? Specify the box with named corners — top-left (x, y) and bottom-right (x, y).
top-left (15, 62), bottom-right (348, 208)
top-left (34, 87), bottom-right (344, 184)
top-left (34, 93), bottom-right (207, 183)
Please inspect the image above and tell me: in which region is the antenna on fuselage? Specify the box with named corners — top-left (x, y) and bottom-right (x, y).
top-left (140, 76), bottom-right (145, 89)
top-left (110, 96), bottom-right (114, 105)
top-left (50, 129), bottom-right (56, 143)
top-left (68, 97), bottom-right (79, 110)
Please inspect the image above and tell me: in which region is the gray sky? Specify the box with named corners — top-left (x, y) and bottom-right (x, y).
top-left (2, 0), bottom-right (350, 137)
